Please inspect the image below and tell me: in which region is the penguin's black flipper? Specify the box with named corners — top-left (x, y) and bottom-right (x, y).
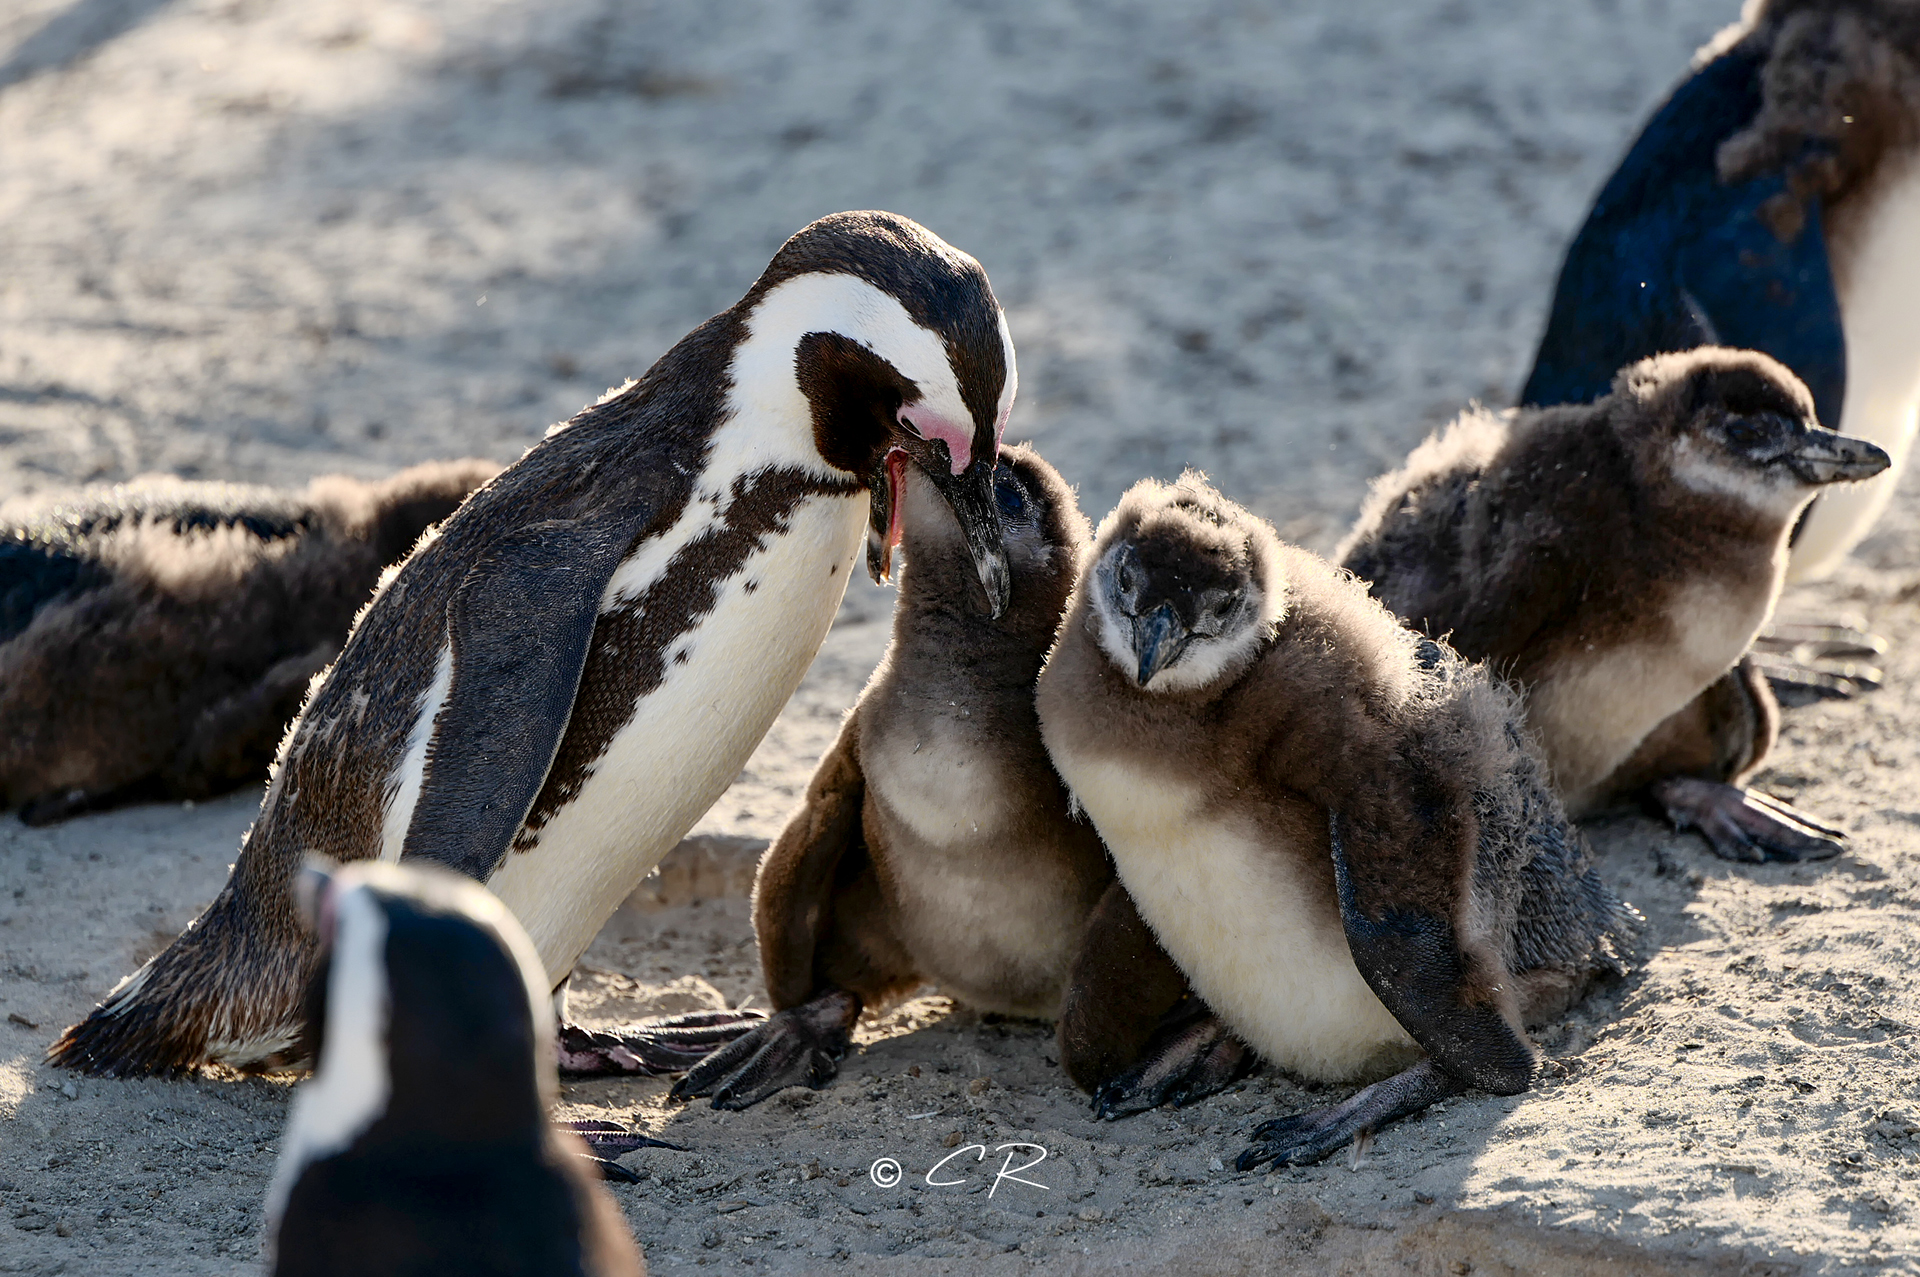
top-left (1522, 45), bottom-right (1847, 431)
top-left (1327, 813), bottom-right (1535, 1097)
top-left (401, 516), bottom-right (643, 881)
top-left (1235, 1058), bottom-right (1465, 1171)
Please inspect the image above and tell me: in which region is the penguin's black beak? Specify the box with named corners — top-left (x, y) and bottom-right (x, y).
top-left (1786, 430), bottom-right (1890, 485)
top-left (869, 443), bottom-right (1011, 617)
top-left (1132, 602), bottom-right (1190, 687)
top-left (931, 456), bottom-right (1012, 618)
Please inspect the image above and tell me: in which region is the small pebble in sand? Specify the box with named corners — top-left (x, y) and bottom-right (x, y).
top-left (968, 1077), bottom-right (991, 1096)
top-left (944, 1131), bottom-right (964, 1148)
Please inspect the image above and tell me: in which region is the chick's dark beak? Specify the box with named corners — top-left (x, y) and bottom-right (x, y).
top-left (1787, 430), bottom-right (1891, 485)
top-left (1132, 602), bottom-right (1190, 687)
top-left (924, 455), bottom-right (1011, 617)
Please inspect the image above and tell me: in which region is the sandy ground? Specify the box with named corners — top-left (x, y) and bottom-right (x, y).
top-left (3, 0), bottom-right (1919, 1272)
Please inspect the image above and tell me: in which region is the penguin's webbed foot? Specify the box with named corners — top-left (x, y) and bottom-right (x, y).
top-left (1651, 776), bottom-right (1845, 864)
top-left (1091, 1001), bottom-right (1258, 1120)
top-left (556, 1008), bottom-right (766, 1077)
top-left (1752, 622), bottom-right (1884, 705)
top-left (1234, 1057), bottom-right (1464, 1172)
top-left (670, 988), bottom-right (860, 1111)
top-left (563, 1119), bottom-right (688, 1181)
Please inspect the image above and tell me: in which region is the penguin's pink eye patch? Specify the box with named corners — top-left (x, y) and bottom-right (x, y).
top-left (898, 404), bottom-right (974, 475)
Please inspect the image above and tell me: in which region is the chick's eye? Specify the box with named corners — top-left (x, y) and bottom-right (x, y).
top-left (994, 477), bottom-right (1029, 521)
top-left (1723, 416), bottom-right (1774, 449)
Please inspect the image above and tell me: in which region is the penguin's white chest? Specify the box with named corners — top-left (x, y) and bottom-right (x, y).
top-left (486, 492), bottom-right (868, 979)
top-left (1528, 578), bottom-right (1773, 813)
top-left (1056, 756), bottom-right (1414, 1082)
top-left (1792, 158), bottom-right (1920, 581)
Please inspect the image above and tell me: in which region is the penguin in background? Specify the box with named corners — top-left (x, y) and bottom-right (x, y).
top-left (674, 443), bottom-right (1116, 1110)
top-left (1343, 348), bottom-right (1888, 862)
top-left (1523, 0), bottom-right (1920, 585)
top-left (0, 459), bottom-right (498, 825)
top-left (50, 211), bottom-right (1018, 1087)
top-left (1039, 476), bottom-right (1638, 1169)
top-left (267, 860), bottom-right (644, 1277)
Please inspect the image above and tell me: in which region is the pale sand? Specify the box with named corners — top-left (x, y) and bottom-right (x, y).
top-left (2, 0), bottom-right (1916, 1272)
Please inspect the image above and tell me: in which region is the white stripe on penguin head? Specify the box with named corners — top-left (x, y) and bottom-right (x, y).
top-left (264, 881), bottom-right (392, 1235)
top-left (730, 272), bottom-right (987, 475)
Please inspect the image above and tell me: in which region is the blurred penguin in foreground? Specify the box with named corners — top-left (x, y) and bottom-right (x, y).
top-left (266, 861), bottom-right (644, 1277)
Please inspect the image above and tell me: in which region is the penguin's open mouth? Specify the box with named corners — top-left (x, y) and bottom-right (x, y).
top-left (865, 447), bottom-right (912, 584)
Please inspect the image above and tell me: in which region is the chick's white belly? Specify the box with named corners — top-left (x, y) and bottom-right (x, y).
top-left (1060, 758), bottom-right (1412, 1082)
top-left (486, 494), bottom-right (867, 982)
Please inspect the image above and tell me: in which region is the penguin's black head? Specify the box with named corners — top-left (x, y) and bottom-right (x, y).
top-left (745, 211), bottom-right (1016, 615)
top-left (289, 860), bottom-right (554, 1151)
top-left (1085, 473), bottom-right (1280, 692)
top-left (896, 441), bottom-right (1089, 621)
top-left (1620, 348), bottom-right (1890, 511)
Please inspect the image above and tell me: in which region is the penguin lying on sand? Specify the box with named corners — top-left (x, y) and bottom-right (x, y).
top-left (674, 444), bottom-right (1113, 1110)
top-left (0, 460), bottom-right (497, 825)
top-left (267, 860), bottom-right (644, 1277)
top-left (1343, 348), bottom-right (1888, 862)
top-left (50, 210), bottom-right (1018, 1084)
top-left (1523, 0), bottom-right (1920, 585)
top-left (1038, 476), bottom-right (1638, 1169)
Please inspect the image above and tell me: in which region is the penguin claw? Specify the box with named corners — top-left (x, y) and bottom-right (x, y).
top-left (555, 1008), bottom-right (767, 1077)
top-left (1234, 1058), bottom-right (1464, 1173)
top-left (671, 990), bottom-right (859, 1112)
top-left (1651, 776), bottom-right (1845, 864)
top-left (1750, 619), bottom-right (1886, 705)
top-left (1091, 1006), bottom-right (1257, 1121)
top-left (583, 1155), bottom-right (644, 1184)
top-left (563, 1119), bottom-right (690, 1158)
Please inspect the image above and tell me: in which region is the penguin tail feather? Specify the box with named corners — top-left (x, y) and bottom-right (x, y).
top-left (46, 880), bottom-right (317, 1077)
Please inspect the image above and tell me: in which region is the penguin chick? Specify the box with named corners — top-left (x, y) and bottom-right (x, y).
top-left (1522, 0), bottom-right (1920, 583)
top-left (1039, 475), bottom-right (1637, 1169)
top-left (1341, 347), bottom-right (1887, 862)
top-left (51, 210), bottom-right (1017, 1080)
top-left (0, 459), bottom-right (498, 825)
top-left (673, 444), bottom-right (1112, 1110)
top-left (267, 860), bottom-right (643, 1277)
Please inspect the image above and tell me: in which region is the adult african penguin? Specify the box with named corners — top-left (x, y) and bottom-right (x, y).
top-left (267, 860), bottom-right (644, 1277)
top-left (0, 460), bottom-right (498, 825)
top-left (1342, 348), bottom-right (1887, 862)
top-left (674, 444), bottom-right (1114, 1110)
top-left (1038, 476), bottom-right (1637, 1168)
top-left (50, 210), bottom-right (1018, 1079)
top-left (1523, 0), bottom-right (1920, 581)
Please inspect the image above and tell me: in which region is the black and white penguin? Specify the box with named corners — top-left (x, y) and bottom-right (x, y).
top-left (673, 443), bottom-right (1113, 1110)
top-left (266, 860), bottom-right (644, 1277)
top-left (1523, 0), bottom-right (1920, 581)
top-left (1342, 347), bottom-right (1888, 861)
top-left (0, 459), bottom-right (497, 825)
top-left (1038, 476), bottom-right (1637, 1168)
top-left (49, 210), bottom-right (1018, 1079)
